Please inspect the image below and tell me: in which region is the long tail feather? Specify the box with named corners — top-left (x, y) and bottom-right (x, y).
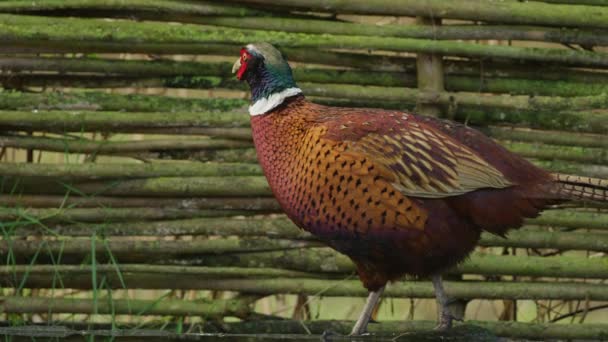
top-left (550, 173), bottom-right (608, 202)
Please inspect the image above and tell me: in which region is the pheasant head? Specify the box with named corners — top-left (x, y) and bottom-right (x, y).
top-left (232, 43), bottom-right (302, 115)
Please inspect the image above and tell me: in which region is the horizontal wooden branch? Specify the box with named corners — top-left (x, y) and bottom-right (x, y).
top-left (479, 229), bottom-right (608, 252)
top-left (452, 107), bottom-right (608, 135)
top-left (6, 56), bottom-right (608, 92)
top-left (8, 70), bottom-right (608, 98)
top-left (0, 295), bottom-right (252, 318)
top-left (0, 110), bottom-right (251, 137)
top-left (2, 14), bottom-right (608, 67)
top-left (4, 0), bottom-right (608, 45)
top-left (169, 248), bottom-right (608, 279)
top-left (528, 210), bottom-right (608, 230)
top-left (2, 134), bottom-right (607, 170)
top-left (532, 160), bottom-right (608, 179)
top-left (301, 83), bottom-right (608, 113)
top-left (2, 229), bottom-right (605, 264)
top-left (0, 57), bottom-right (232, 77)
top-left (0, 162), bottom-right (261, 179)
top-left (538, 0), bottom-right (608, 5)
top-left (0, 0), bottom-right (267, 17)
top-left (0, 135), bottom-right (253, 154)
top-left (486, 127), bottom-right (608, 149)
top-left (221, 0), bottom-right (608, 29)
top-left (6, 276), bottom-right (607, 300)
top-left (197, 319), bottom-right (608, 340)
top-left (500, 141), bottom-right (608, 165)
top-left (0, 264), bottom-right (321, 279)
top-left (2, 176), bottom-right (272, 197)
top-left (3, 151), bottom-right (606, 184)
top-left (5, 43), bottom-right (607, 87)
top-left (3, 321), bottom-right (606, 340)
top-left (3, 252), bottom-right (608, 279)
top-left (1, 95), bottom-right (607, 135)
top-left (6, 208), bottom-right (606, 236)
top-left (0, 91), bottom-right (247, 116)
top-left (0, 195), bottom-right (282, 211)
top-left (200, 17), bottom-right (608, 46)
top-left (0, 207), bottom-right (265, 223)
top-left (0, 238), bottom-right (322, 261)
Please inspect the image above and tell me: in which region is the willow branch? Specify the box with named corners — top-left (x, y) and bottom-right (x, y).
top-left (0, 296), bottom-right (252, 318)
top-left (0, 57), bottom-right (232, 77)
top-left (0, 162), bottom-right (260, 179)
top-left (0, 0), bottom-right (267, 17)
top-left (0, 207), bottom-right (266, 223)
top-left (220, 0), bottom-right (608, 29)
top-left (174, 248), bottom-right (608, 279)
top-left (5, 56), bottom-right (608, 90)
top-left (200, 17), bottom-right (608, 46)
top-left (486, 127), bottom-right (608, 149)
top-left (302, 83), bottom-right (608, 113)
top-left (8, 208), bottom-right (606, 236)
top-left (1, 14), bottom-right (608, 67)
top-left (0, 264), bottom-right (321, 279)
top-left (5, 276), bottom-right (607, 301)
top-left (3, 176), bottom-right (272, 197)
top-left (0, 91), bottom-right (247, 115)
top-left (0, 195), bottom-right (281, 211)
top-left (452, 108), bottom-right (608, 135)
top-left (7, 70), bottom-right (608, 99)
top-left (1, 94), bottom-right (607, 136)
top-left (0, 135), bottom-right (252, 154)
top-left (500, 141), bottom-right (608, 165)
top-left (479, 229), bottom-right (608, 252)
top-left (528, 210), bottom-right (608, 230)
top-left (532, 160), bottom-right (608, 179)
top-left (139, 148), bottom-right (259, 163)
top-left (3, 0), bottom-right (608, 45)
top-left (3, 253), bottom-right (608, 279)
top-left (0, 238), bottom-right (322, 259)
top-left (194, 319), bottom-right (608, 340)
top-left (2, 230), bottom-right (605, 263)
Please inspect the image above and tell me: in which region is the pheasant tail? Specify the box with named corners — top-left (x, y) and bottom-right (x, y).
top-left (550, 173), bottom-right (608, 202)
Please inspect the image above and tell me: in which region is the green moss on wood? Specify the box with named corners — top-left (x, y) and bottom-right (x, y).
top-left (1, 175), bottom-right (272, 197)
top-left (226, 0), bottom-right (608, 29)
top-left (501, 141), bottom-right (608, 165)
top-left (0, 295), bottom-right (252, 318)
top-left (1, 14), bottom-right (608, 67)
top-left (200, 17), bottom-right (608, 46)
top-left (0, 162), bottom-right (260, 179)
top-left (0, 207), bottom-right (258, 223)
top-left (486, 127), bottom-right (608, 148)
top-left (455, 107), bottom-right (608, 134)
top-left (199, 320), bottom-right (608, 340)
top-left (0, 90), bottom-right (247, 113)
top-left (0, 135), bottom-right (253, 154)
top-left (0, 195), bottom-right (281, 212)
top-left (0, 0), bottom-right (267, 17)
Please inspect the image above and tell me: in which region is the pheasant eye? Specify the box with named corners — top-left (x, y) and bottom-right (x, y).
top-left (242, 54), bottom-right (248, 62)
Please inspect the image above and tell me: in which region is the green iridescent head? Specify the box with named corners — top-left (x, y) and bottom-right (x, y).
top-left (232, 43), bottom-right (298, 102)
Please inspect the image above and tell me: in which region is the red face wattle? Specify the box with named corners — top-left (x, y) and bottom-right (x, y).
top-left (236, 49), bottom-right (251, 80)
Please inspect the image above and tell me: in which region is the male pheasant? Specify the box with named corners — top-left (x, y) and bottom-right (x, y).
top-left (232, 43), bottom-right (608, 334)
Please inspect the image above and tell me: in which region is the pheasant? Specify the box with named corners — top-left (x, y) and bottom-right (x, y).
top-left (232, 42), bottom-right (608, 335)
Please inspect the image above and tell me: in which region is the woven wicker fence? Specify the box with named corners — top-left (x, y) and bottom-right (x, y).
top-left (0, 1), bottom-right (607, 340)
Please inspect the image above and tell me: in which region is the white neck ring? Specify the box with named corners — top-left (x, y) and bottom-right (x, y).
top-left (249, 87), bottom-right (302, 116)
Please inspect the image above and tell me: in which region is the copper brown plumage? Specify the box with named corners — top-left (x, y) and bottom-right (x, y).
top-left (234, 43), bottom-right (608, 334)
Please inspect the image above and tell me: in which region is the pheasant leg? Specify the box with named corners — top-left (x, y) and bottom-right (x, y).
top-left (432, 274), bottom-right (460, 330)
top-left (349, 285), bottom-right (385, 336)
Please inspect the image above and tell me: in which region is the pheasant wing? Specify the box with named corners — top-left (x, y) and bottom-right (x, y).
top-left (321, 111), bottom-right (513, 198)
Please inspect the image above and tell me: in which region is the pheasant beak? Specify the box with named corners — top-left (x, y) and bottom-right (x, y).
top-left (232, 58), bottom-right (242, 79)
top-left (232, 58), bottom-right (241, 74)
